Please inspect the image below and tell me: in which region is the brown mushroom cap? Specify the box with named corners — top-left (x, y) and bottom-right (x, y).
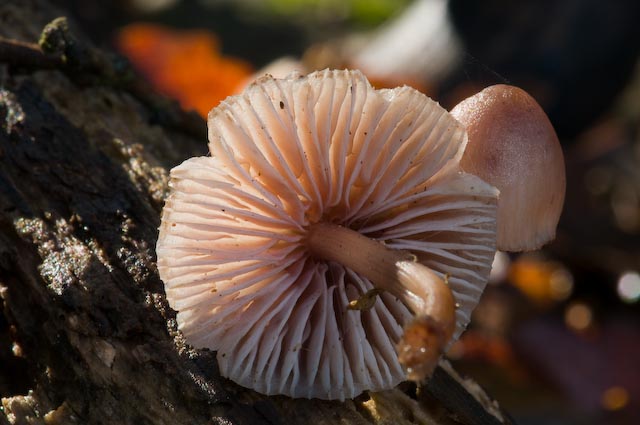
top-left (451, 84), bottom-right (566, 252)
top-left (157, 69), bottom-right (498, 400)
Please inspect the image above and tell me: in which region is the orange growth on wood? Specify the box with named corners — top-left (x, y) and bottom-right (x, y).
top-left (115, 23), bottom-right (253, 117)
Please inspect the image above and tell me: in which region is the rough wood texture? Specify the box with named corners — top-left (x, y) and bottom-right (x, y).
top-left (0, 1), bottom-right (513, 424)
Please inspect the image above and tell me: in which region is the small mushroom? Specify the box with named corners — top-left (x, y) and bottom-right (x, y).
top-left (451, 85), bottom-right (566, 251)
top-left (156, 69), bottom-right (499, 400)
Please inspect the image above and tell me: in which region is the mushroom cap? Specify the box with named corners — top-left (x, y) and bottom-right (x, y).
top-left (156, 69), bottom-right (498, 400)
top-left (451, 84), bottom-right (566, 252)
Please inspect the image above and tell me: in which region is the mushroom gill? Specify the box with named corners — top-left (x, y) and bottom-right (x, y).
top-left (156, 69), bottom-right (498, 400)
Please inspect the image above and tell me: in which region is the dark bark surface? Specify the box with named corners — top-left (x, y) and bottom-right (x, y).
top-left (0, 1), bottom-right (513, 424)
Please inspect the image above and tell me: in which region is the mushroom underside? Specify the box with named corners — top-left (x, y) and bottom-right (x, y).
top-left (157, 69), bottom-right (499, 400)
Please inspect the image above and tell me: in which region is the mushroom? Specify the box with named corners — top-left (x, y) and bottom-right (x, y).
top-left (156, 69), bottom-right (499, 400)
top-left (450, 84), bottom-right (566, 252)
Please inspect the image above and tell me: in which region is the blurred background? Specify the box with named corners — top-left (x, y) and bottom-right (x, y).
top-left (48, 0), bottom-right (640, 423)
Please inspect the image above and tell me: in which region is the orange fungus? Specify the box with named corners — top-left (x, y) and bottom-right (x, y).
top-left (115, 23), bottom-right (253, 117)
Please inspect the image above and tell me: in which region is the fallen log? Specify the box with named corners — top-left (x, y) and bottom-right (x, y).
top-left (0, 1), bottom-right (514, 423)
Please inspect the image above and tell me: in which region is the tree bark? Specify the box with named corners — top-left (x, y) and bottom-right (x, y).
top-left (0, 1), bottom-right (514, 424)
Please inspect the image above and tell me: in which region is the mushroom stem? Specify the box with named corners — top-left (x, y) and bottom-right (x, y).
top-left (307, 222), bottom-right (456, 380)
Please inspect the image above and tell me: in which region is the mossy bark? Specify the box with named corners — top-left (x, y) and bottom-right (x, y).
top-left (0, 1), bottom-right (512, 424)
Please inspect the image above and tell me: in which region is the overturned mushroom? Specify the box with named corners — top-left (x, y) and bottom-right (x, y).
top-left (156, 69), bottom-right (500, 400)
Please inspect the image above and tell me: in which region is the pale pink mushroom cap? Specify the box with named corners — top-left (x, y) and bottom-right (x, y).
top-left (156, 69), bottom-right (498, 400)
top-left (451, 85), bottom-right (566, 252)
